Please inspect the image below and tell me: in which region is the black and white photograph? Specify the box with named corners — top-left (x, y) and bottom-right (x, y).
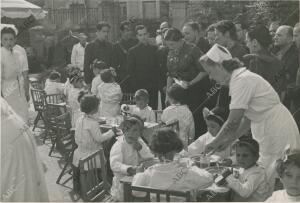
top-left (1, 0), bottom-right (300, 202)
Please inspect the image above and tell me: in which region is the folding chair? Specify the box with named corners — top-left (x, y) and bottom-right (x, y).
top-left (153, 110), bottom-right (163, 123)
top-left (121, 93), bottom-right (135, 105)
top-left (30, 88), bottom-right (46, 131)
top-left (128, 185), bottom-right (191, 202)
top-left (79, 149), bottom-right (112, 202)
top-left (56, 112), bottom-right (77, 184)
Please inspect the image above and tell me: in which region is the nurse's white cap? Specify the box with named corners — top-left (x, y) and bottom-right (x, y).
top-left (206, 44), bottom-right (232, 63)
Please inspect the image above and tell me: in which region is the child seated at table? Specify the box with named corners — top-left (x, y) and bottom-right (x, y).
top-left (67, 73), bottom-right (86, 127)
top-left (72, 94), bottom-right (116, 194)
top-left (161, 83), bottom-right (195, 149)
top-left (222, 138), bottom-right (271, 201)
top-left (182, 107), bottom-right (231, 159)
top-left (44, 71), bottom-right (65, 95)
top-left (266, 149), bottom-right (300, 202)
top-left (121, 89), bottom-right (156, 122)
top-left (91, 60), bottom-right (107, 96)
top-left (132, 128), bottom-right (213, 201)
top-left (98, 69), bottom-right (122, 117)
top-left (110, 115), bottom-right (154, 201)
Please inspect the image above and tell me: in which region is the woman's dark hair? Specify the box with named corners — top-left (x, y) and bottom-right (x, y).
top-left (164, 28), bottom-right (184, 42)
top-left (247, 24), bottom-right (273, 49)
top-left (80, 94), bottom-right (99, 114)
top-left (96, 21), bottom-right (110, 31)
top-left (120, 115), bottom-right (144, 131)
top-left (221, 58), bottom-right (243, 72)
top-left (100, 69), bottom-right (114, 83)
top-left (1, 27), bottom-right (16, 37)
top-left (275, 150), bottom-right (300, 178)
top-left (49, 71), bottom-right (61, 80)
top-left (150, 128), bottom-right (183, 156)
top-left (215, 20), bottom-right (238, 41)
top-left (167, 83), bottom-right (186, 104)
top-left (92, 60), bottom-right (108, 70)
top-left (234, 138), bottom-right (260, 160)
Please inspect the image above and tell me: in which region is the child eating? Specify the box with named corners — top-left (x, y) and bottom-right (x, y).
top-left (222, 138), bottom-right (271, 201)
top-left (98, 69), bottom-right (122, 117)
top-left (266, 149), bottom-right (300, 202)
top-left (161, 83), bottom-right (195, 149)
top-left (110, 115), bottom-right (154, 201)
top-left (121, 89), bottom-right (156, 122)
top-left (132, 128), bottom-right (213, 201)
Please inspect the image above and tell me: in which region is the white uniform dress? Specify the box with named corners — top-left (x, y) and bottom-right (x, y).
top-left (1, 47), bottom-right (29, 122)
top-left (161, 104), bottom-right (195, 149)
top-left (91, 74), bottom-right (103, 97)
top-left (1, 98), bottom-right (49, 201)
top-left (98, 82), bottom-right (122, 117)
top-left (266, 190), bottom-right (300, 202)
top-left (229, 68), bottom-right (300, 189)
top-left (67, 87), bottom-right (84, 127)
top-left (126, 105), bottom-right (156, 123)
top-left (110, 136), bottom-right (154, 201)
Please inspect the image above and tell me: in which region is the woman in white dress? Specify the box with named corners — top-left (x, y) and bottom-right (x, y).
top-left (200, 44), bottom-right (300, 192)
top-left (1, 97), bottom-right (49, 201)
top-left (1, 27), bottom-right (29, 122)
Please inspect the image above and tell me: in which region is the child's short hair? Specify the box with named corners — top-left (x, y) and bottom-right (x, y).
top-left (49, 71), bottom-right (61, 81)
top-left (80, 94), bottom-right (99, 114)
top-left (167, 83), bottom-right (186, 104)
top-left (120, 115), bottom-right (144, 132)
top-left (92, 59), bottom-right (108, 70)
top-left (135, 89), bottom-right (149, 101)
top-left (100, 69), bottom-right (114, 83)
top-left (275, 149), bottom-right (300, 178)
top-left (150, 128), bottom-right (183, 156)
top-left (206, 107), bottom-right (229, 126)
top-left (234, 138), bottom-right (260, 160)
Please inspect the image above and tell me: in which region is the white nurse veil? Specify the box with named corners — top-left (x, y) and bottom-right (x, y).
top-left (206, 44), bottom-right (232, 63)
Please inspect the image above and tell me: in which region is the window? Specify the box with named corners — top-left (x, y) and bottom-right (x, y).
top-left (143, 1), bottom-right (156, 19)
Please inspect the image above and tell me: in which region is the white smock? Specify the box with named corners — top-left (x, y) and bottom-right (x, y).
top-left (229, 68), bottom-right (300, 190)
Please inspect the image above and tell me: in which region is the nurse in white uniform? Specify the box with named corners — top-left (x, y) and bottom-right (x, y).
top-left (200, 44), bottom-right (300, 191)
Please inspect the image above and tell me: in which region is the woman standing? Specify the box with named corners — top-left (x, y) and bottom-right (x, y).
top-left (200, 44), bottom-right (300, 191)
top-left (164, 28), bottom-right (216, 137)
top-left (1, 27), bottom-right (29, 122)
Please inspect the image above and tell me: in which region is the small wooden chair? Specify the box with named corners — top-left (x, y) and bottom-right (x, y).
top-left (129, 185), bottom-right (192, 202)
top-left (79, 149), bottom-right (111, 202)
top-left (45, 93), bottom-right (65, 104)
top-left (121, 93), bottom-right (135, 105)
top-left (30, 88), bottom-right (46, 131)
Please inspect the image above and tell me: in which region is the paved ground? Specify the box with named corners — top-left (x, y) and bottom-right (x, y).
top-left (29, 104), bottom-right (82, 202)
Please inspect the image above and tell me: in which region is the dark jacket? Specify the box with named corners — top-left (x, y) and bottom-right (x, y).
top-left (127, 42), bottom-right (159, 90)
top-left (196, 37), bottom-right (211, 54)
top-left (83, 39), bottom-right (114, 84)
top-left (246, 50), bottom-right (283, 94)
top-left (157, 45), bottom-right (169, 89)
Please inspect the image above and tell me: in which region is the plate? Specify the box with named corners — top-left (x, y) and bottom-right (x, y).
top-left (206, 166), bottom-right (227, 175)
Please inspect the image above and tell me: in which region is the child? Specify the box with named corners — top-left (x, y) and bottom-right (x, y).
top-left (266, 150), bottom-right (300, 202)
top-left (98, 69), bottom-right (122, 117)
top-left (67, 73), bottom-right (85, 127)
top-left (44, 71), bottom-right (65, 95)
top-left (132, 128), bottom-right (213, 201)
top-left (91, 60), bottom-right (108, 96)
top-left (223, 138), bottom-right (271, 201)
top-left (183, 107), bottom-right (231, 159)
top-left (161, 83), bottom-right (195, 149)
top-left (72, 94), bottom-right (116, 194)
top-left (121, 89), bottom-right (156, 122)
top-left (110, 115), bottom-right (154, 201)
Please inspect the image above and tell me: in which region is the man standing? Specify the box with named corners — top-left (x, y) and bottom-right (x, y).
top-left (71, 33), bottom-right (87, 71)
top-left (182, 21), bottom-right (211, 53)
top-left (292, 23), bottom-right (300, 112)
top-left (84, 21), bottom-right (114, 85)
top-left (274, 25), bottom-right (299, 109)
top-left (127, 25), bottom-right (159, 109)
top-left (112, 21), bottom-right (138, 93)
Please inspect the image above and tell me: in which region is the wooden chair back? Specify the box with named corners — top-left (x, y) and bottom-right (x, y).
top-left (30, 79), bottom-right (45, 90)
top-left (45, 93), bottom-right (65, 104)
top-left (79, 149), bottom-right (111, 202)
top-left (130, 185), bottom-right (191, 202)
top-left (30, 89), bottom-right (46, 111)
top-left (121, 93), bottom-right (135, 105)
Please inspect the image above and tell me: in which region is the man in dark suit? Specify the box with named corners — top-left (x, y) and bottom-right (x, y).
top-left (83, 21), bottom-right (114, 85)
top-left (112, 21), bottom-right (138, 93)
top-left (127, 25), bottom-right (159, 109)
